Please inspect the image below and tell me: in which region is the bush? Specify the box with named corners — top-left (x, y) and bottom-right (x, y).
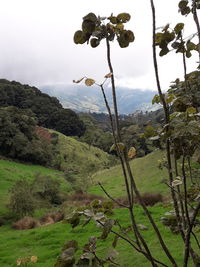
top-left (32, 174), bottom-right (62, 205)
top-left (9, 179), bottom-right (36, 218)
top-left (65, 190), bottom-right (104, 206)
top-left (0, 218), bottom-right (5, 227)
top-left (136, 192), bottom-right (163, 206)
top-left (115, 193), bottom-right (163, 207)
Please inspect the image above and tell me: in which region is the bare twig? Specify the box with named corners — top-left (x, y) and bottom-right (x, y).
top-left (96, 220), bottom-right (169, 267)
top-left (98, 182), bottom-right (129, 208)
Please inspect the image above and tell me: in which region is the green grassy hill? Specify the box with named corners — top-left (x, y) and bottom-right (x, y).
top-left (0, 131), bottom-right (116, 216)
top-left (51, 130), bottom-right (116, 175)
top-left (88, 149), bottom-right (168, 197)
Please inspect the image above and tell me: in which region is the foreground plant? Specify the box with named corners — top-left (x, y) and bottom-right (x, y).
top-left (56, 6), bottom-right (200, 267)
top-left (57, 12), bottom-right (175, 267)
top-left (150, 0), bottom-right (200, 266)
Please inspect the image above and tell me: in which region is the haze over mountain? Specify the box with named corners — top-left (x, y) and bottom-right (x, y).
top-left (40, 84), bottom-right (158, 114)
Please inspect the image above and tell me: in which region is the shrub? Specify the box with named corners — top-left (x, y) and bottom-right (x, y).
top-left (67, 190), bottom-right (104, 203)
top-left (0, 218), bottom-right (5, 227)
top-left (116, 193), bottom-right (163, 207)
top-left (32, 174), bottom-right (62, 205)
top-left (64, 171), bottom-right (76, 184)
top-left (136, 192), bottom-right (163, 206)
top-left (9, 179), bottom-right (36, 218)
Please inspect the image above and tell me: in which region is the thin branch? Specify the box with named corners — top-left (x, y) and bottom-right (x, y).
top-left (98, 182), bottom-right (129, 208)
top-left (93, 252), bottom-right (104, 267)
top-left (103, 43), bottom-right (163, 266)
top-left (191, 231), bottom-right (200, 250)
top-left (96, 220), bottom-right (169, 267)
top-left (183, 200), bottom-right (200, 267)
top-left (106, 18), bottom-right (177, 266)
top-left (100, 84), bottom-right (141, 248)
top-left (192, 0), bottom-right (200, 63)
top-left (182, 155), bottom-right (191, 226)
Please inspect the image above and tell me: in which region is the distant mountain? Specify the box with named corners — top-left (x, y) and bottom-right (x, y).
top-left (40, 84), bottom-right (159, 114)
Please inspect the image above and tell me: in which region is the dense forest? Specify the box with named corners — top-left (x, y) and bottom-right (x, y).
top-left (0, 79), bottom-right (85, 137)
top-left (0, 79), bottom-right (86, 165)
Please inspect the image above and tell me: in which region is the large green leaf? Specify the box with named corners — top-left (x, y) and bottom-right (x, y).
top-left (178, 0), bottom-right (188, 9)
top-left (83, 13), bottom-right (97, 22)
top-left (108, 16), bottom-right (118, 24)
top-left (159, 47), bottom-right (169, 56)
top-left (174, 23), bottom-right (184, 34)
top-left (117, 13), bottom-right (131, 23)
top-left (126, 30), bottom-right (135, 42)
top-left (73, 30), bottom-right (87, 44)
top-left (82, 20), bottom-right (95, 34)
top-left (90, 38), bottom-right (100, 48)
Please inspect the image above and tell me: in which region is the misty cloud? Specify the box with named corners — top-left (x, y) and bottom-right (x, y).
top-left (0, 0), bottom-right (198, 90)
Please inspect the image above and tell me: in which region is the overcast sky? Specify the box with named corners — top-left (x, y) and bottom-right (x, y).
top-left (0, 0), bottom-right (199, 91)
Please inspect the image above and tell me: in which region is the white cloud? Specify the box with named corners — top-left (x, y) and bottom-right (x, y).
top-left (0, 0), bottom-right (199, 90)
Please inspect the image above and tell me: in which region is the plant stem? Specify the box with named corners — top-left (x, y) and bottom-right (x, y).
top-left (183, 200), bottom-right (200, 267)
top-left (105, 33), bottom-right (173, 267)
top-left (192, 0), bottom-right (200, 63)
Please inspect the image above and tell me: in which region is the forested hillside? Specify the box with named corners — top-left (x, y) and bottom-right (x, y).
top-left (0, 79), bottom-right (85, 137)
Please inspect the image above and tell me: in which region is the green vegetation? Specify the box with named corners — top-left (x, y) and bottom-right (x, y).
top-left (0, 106), bottom-right (57, 165)
top-left (50, 129), bottom-right (116, 175)
top-left (0, 79), bottom-right (85, 137)
top-left (0, 159), bottom-right (68, 216)
top-left (0, 132), bottom-right (115, 217)
top-left (89, 150), bottom-right (168, 197)
top-left (1, 2), bottom-right (200, 265)
top-left (78, 113), bottom-right (113, 154)
top-left (0, 205), bottom-right (197, 267)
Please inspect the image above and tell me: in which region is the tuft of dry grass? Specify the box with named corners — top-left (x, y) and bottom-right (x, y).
top-left (12, 217), bottom-right (40, 230)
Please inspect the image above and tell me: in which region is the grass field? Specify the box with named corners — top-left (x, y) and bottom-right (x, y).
top-left (88, 150), bottom-right (168, 197)
top-left (0, 204), bottom-right (197, 267)
top-left (0, 159), bottom-right (70, 216)
top-left (50, 130), bottom-right (116, 175)
top-left (0, 131), bottom-right (116, 216)
top-left (0, 150), bottom-right (199, 266)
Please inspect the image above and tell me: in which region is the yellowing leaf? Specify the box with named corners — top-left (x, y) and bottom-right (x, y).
top-left (85, 78), bottom-right (95, 86)
top-left (116, 23), bottom-right (124, 30)
top-left (128, 147), bottom-right (136, 159)
top-left (117, 143), bottom-right (125, 152)
top-left (186, 107), bottom-right (197, 114)
top-left (104, 72), bottom-right (113, 78)
top-left (110, 143), bottom-right (125, 152)
top-left (73, 77), bottom-right (84, 83)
